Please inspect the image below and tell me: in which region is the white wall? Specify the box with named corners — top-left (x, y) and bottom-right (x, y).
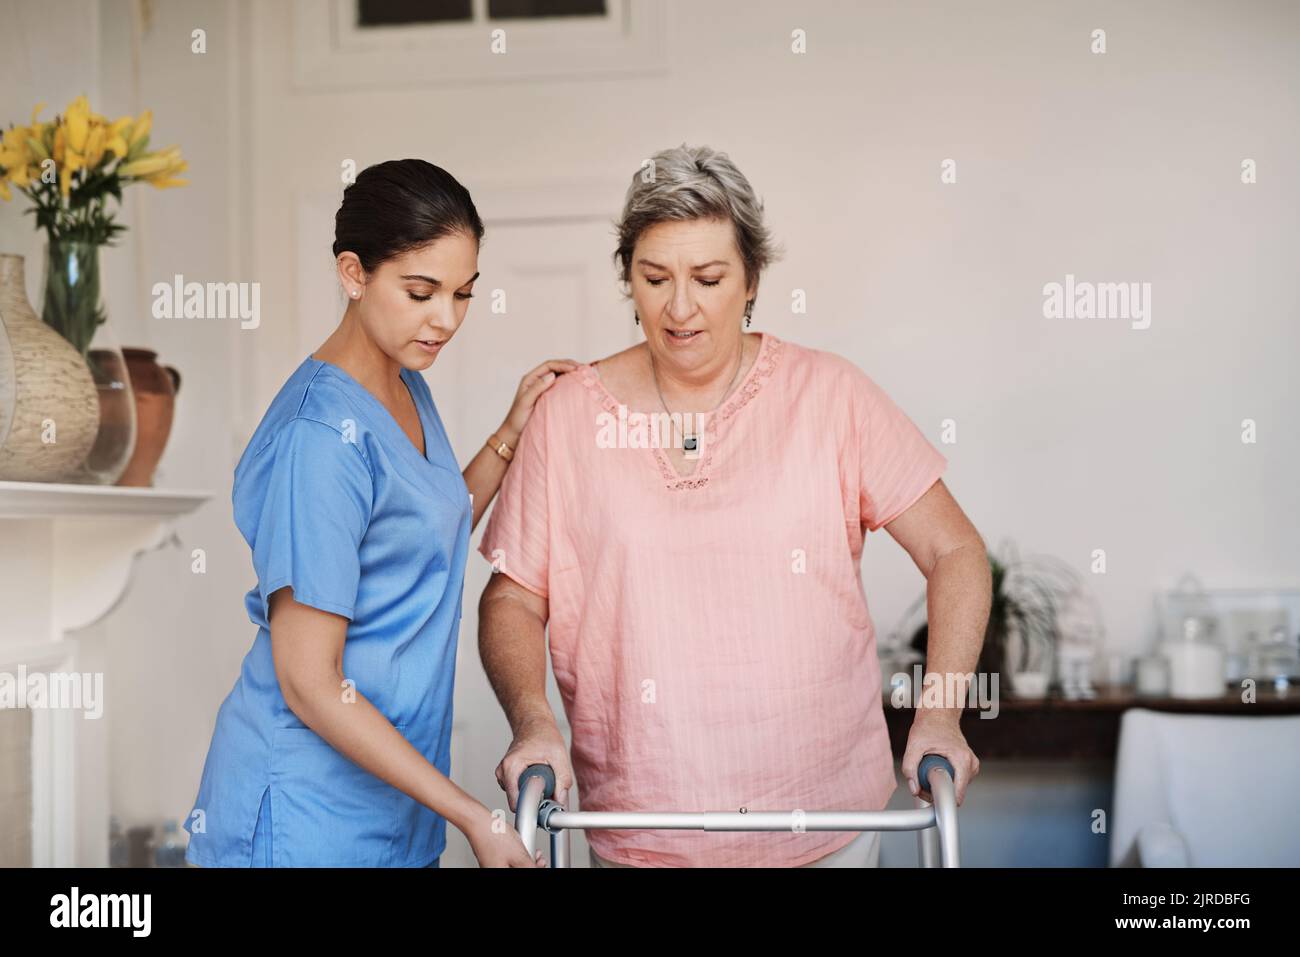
top-left (2, 0), bottom-right (1296, 866)
top-left (92, 0), bottom-right (251, 860)
top-left (1, 0), bottom-right (250, 860)
top-left (0, 1), bottom-right (101, 271)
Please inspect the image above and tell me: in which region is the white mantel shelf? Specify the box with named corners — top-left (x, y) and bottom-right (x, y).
top-left (0, 479), bottom-right (213, 638)
top-left (0, 480), bottom-right (212, 519)
top-left (0, 479), bottom-right (213, 866)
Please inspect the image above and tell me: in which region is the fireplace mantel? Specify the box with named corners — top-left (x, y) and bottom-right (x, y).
top-left (0, 480), bottom-right (211, 866)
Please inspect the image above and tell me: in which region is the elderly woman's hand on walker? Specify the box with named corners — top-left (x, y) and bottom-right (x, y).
top-left (480, 574), bottom-right (577, 814)
top-left (902, 707), bottom-right (980, 806)
top-left (880, 480), bottom-right (990, 808)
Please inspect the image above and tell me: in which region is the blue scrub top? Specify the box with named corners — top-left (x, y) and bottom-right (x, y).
top-left (184, 356), bottom-right (471, 867)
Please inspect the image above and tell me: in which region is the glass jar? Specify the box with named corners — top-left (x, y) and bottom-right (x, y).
top-left (1162, 616), bottom-right (1226, 699)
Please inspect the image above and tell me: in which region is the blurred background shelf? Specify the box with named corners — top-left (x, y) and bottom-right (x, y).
top-left (884, 685), bottom-right (1300, 761)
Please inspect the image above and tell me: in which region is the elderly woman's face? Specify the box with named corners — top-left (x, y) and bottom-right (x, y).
top-left (630, 218), bottom-right (755, 374)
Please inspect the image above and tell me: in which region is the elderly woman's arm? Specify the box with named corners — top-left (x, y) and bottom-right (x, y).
top-left (478, 572), bottom-right (576, 811)
top-left (881, 478), bottom-right (991, 806)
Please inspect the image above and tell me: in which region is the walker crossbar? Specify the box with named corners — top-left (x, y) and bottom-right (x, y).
top-left (513, 754), bottom-right (961, 868)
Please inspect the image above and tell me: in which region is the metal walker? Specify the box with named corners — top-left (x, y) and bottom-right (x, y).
top-left (514, 753), bottom-right (960, 867)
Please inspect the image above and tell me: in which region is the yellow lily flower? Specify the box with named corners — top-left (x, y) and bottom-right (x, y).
top-left (0, 124), bottom-right (26, 154)
top-left (6, 98), bottom-right (188, 212)
top-left (117, 154), bottom-right (170, 178)
top-left (119, 146), bottom-right (183, 179)
top-left (127, 109), bottom-right (152, 149)
top-left (105, 117), bottom-right (131, 158)
top-left (64, 145), bottom-right (84, 177)
top-left (26, 133), bottom-right (49, 162)
top-left (85, 123), bottom-right (106, 170)
top-left (65, 95), bottom-right (91, 153)
top-left (84, 124), bottom-right (107, 170)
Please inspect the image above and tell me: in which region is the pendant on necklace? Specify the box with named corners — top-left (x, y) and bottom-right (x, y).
top-left (683, 434), bottom-right (698, 452)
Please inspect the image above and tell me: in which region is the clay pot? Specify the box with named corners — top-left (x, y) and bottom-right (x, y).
top-left (115, 347), bottom-right (181, 487)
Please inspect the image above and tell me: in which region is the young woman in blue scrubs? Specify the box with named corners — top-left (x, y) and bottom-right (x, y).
top-left (184, 159), bottom-right (574, 867)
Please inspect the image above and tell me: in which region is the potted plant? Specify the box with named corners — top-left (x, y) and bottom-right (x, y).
top-left (900, 540), bottom-right (1100, 699)
top-left (0, 95), bottom-right (187, 483)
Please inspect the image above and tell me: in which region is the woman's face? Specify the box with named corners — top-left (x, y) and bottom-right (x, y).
top-left (630, 217), bottom-right (756, 378)
top-left (344, 231), bottom-right (479, 371)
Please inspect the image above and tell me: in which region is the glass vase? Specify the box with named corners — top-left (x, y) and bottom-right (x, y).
top-left (40, 239), bottom-right (137, 484)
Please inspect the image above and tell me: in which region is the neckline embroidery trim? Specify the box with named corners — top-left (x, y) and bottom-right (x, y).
top-left (576, 333), bottom-right (786, 490)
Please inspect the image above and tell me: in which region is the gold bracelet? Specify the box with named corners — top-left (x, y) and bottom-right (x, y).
top-left (486, 433), bottom-right (515, 461)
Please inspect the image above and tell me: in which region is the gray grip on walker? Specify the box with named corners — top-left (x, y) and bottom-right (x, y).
top-left (519, 763), bottom-right (555, 801)
top-left (917, 754), bottom-right (955, 789)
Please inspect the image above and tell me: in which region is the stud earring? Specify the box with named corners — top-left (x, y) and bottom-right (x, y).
top-left (351, 289), bottom-right (360, 298)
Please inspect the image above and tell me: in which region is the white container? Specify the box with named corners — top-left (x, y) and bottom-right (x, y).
top-left (1011, 671), bottom-right (1049, 698)
top-left (1162, 617), bottom-right (1226, 699)
top-left (1135, 655), bottom-right (1169, 696)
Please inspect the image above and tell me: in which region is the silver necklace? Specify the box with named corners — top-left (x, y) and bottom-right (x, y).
top-left (648, 335), bottom-right (747, 453)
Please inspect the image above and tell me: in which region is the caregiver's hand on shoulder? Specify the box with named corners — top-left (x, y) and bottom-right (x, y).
top-left (496, 713), bottom-right (574, 814)
top-left (900, 709), bottom-right (980, 806)
top-left (497, 359), bottom-right (579, 446)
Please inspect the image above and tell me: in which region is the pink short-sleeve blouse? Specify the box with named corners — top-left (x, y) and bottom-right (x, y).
top-left (478, 332), bottom-right (948, 866)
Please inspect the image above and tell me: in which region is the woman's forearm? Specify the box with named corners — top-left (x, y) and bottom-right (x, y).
top-left (478, 579), bottom-right (555, 734)
top-left (916, 542), bottom-right (993, 724)
top-left (462, 420), bottom-right (519, 531)
top-left (284, 674), bottom-right (488, 833)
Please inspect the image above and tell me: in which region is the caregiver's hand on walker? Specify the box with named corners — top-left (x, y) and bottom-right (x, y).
top-left (464, 809), bottom-right (549, 868)
top-left (268, 587), bottom-right (546, 867)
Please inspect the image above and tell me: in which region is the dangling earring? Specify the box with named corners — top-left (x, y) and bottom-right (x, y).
top-left (744, 299), bottom-right (754, 328)
top-left (634, 311), bottom-right (640, 325)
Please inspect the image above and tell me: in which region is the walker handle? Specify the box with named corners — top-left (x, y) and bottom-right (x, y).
top-left (917, 753), bottom-right (956, 790)
top-left (518, 763), bottom-right (555, 801)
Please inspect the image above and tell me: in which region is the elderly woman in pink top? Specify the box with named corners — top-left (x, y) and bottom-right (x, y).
top-left (477, 144), bottom-right (990, 868)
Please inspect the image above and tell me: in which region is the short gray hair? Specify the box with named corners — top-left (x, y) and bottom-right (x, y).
top-left (613, 144), bottom-right (781, 304)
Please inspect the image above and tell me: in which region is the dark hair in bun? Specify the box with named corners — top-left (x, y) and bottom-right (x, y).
top-left (333, 158), bottom-right (484, 271)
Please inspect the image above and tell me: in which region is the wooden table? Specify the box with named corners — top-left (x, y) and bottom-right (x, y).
top-left (882, 685), bottom-right (1300, 759)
